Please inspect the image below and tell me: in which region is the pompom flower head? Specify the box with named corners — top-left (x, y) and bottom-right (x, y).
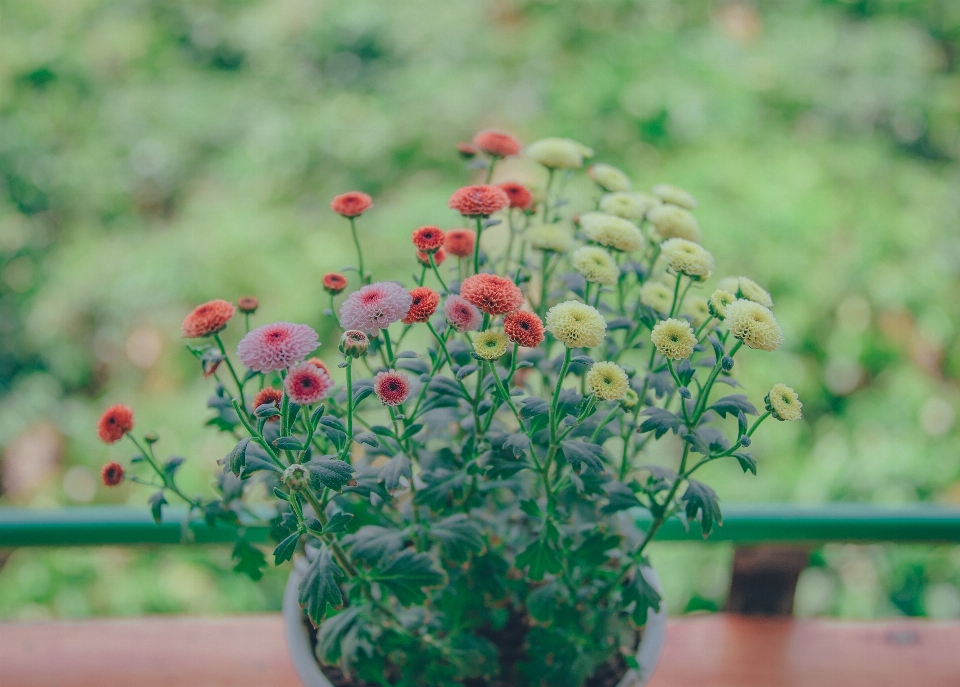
top-left (647, 204), bottom-right (702, 243)
top-left (766, 383), bottom-right (802, 421)
top-left (412, 226), bottom-right (446, 253)
top-left (497, 182), bottom-right (533, 210)
top-left (182, 300), bottom-right (235, 338)
top-left (237, 322), bottom-right (319, 372)
top-left (339, 282), bottom-right (413, 335)
top-left (253, 387), bottom-right (283, 421)
top-left (587, 361), bottom-right (629, 401)
top-left (526, 138), bottom-right (594, 169)
top-left (719, 276), bottom-right (774, 307)
top-left (331, 191), bottom-right (372, 218)
top-left (473, 331), bottom-right (509, 360)
top-left (651, 319), bottom-right (697, 360)
top-left (459, 273), bottom-right (524, 315)
top-left (546, 301), bottom-right (607, 349)
top-left (579, 212), bottom-right (644, 252)
top-left (101, 462), bottom-right (124, 486)
top-left (448, 185), bottom-right (510, 217)
top-left (374, 369), bottom-right (411, 406)
top-left (640, 282), bottom-right (674, 314)
top-left (709, 289), bottom-right (737, 319)
top-left (660, 238), bottom-right (714, 280)
top-left (573, 246), bottom-right (620, 286)
top-left (403, 287), bottom-right (440, 324)
top-left (652, 183), bottom-right (698, 210)
top-left (98, 404), bottom-right (134, 444)
top-left (504, 310), bottom-right (545, 348)
top-left (284, 361), bottom-right (334, 405)
top-left (237, 297), bottom-right (259, 314)
top-left (724, 299), bottom-right (784, 351)
top-left (339, 330), bottom-right (369, 358)
top-left (473, 129), bottom-right (522, 157)
top-left (444, 295), bottom-right (483, 333)
top-left (457, 142), bottom-right (478, 159)
top-left (599, 192), bottom-right (653, 222)
top-left (527, 223), bottom-right (574, 253)
top-left (323, 273), bottom-right (348, 295)
top-left (588, 164), bottom-right (631, 192)
top-left (444, 229), bottom-right (476, 257)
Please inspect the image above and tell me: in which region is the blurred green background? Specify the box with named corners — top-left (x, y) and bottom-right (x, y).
top-left (1, 0), bottom-right (959, 621)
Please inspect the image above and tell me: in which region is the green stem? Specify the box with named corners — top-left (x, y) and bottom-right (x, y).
top-left (382, 327), bottom-right (395, 365)
top-left (342, 361), bottom-right (354, 461)
top-left (485, 155), bottom-right (499, 184)
top-left (473, 217), bottom-right (484, 275)
top-left (302, 488), bottom-right (359, 577)
top-left (428, 252), bottom-right (449, 293)
top-left (213, 333), bottom-right (247, 412)
top-left (487, 360), bottom-right (524, 430)
top-left (349, 217), bottom-right (368, 284)
top-left (668, 272), bottom-right (684, 319)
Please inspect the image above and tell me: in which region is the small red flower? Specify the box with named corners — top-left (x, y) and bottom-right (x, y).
top-left (459, 273), bottom-right (524, 315)
top-left (181, 300), bottom-right (236, 338)
top-left (307, 357), bottom-right (331, 377)
top-left (447, 185), bottom-right (510, 217)
top-left (403, 287), bottom-right (441, 324)
top-left (473, 129), bottom-right (522, 158)
top-left (253, 387), bottom-right (283, 421)
top-left (237, 297), bottom-right (259, 314)
top-left (417, 247), bottom-right (447, 267)
top-left (373, 369), bottom-right (411, 406)
top-left (284, 362), bottom-right (334, 405)
top-left (497, 182), bottom-right (533, 210)
top-left (97, 404), bottom-right (135, 444)
top-left (330, 192), bottom-right (372, 218)
top-left (323, 273), bottom-right (348, 295)
top-left (412, 226), bottom-right (446, 253)
top-left (457, 142), bottom-right (478, 159)
top-left (101, 462), bottom-right (124, 487)
top-left (444, 229), bottom-right (476, 258)
top-left (504, 310), bottom-right (545, 348)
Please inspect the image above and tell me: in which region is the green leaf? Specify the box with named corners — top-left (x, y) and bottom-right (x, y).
top-left (273, 531), bottom-right (301, 564)
top-left (315, 606), bottom-right (364, 664)
top-left (273, 436), bottom-right (305, 451)
top-left (570, 532), bottom-right (622, 568)
top-left (342, 525), bottom-right (404, 565)
top-left (682, 480), bottom-right (723, 536)
top-left (305, 457), bottom-right (355, 492)
top-left (298, 547), bottom-right (344, 626)
top-left (322, 511), bottom-right (354, 534)
top-left (369, 425), bottom-right (394, 437)
top-left (273, 486), bottom-right (290, 501)
top-left (708, 394), bottom-right (758, 418)
top-left (371, 549), bottom-right (445, 605)
top-left (456, 364), bottom-right (479, 380)
top-left (638, 408), bottom-right (683, 438)
top-left (309, 405), bottom-right (325, 425)
top-left (520, 397), bottom-right (549, 419)
top-left (414, 468), bottom-right (469, 511)
top-left (226, 438), bottom-right (252, 476)
top-left (519, 498), bottom-right (542, 518)
top-left (401, 423), bottom-right (424, 440)
top-left (148, 490), bottom-right (167, 524)
top-left (737, 410), bottom-right (749, 437)
top-left (622, 568), bottom-right (662, 627)
top-left (163, 456), bottom-right (185, 476)
top-left (354, 431), bottom-right (379, 448)
top-left (378, 453), bottom-right (411, 491)
top-left (255, 403), bottom-right (281, 419)
top-left (319, 416), bottom-right (346, 432)
top-left (240, 443), bottom-right (281, 478)
top-left (559, 440), bottom-right (605, 474)
top-left (515, 539), bottom-right (562, 581)
top-left (681, 430), bottom-right (710, 456)
top-left (503, 433), bottom-right (531, 458)
top-left (353, 386), bottom-right (374, 406)
top-left (733, 452), bottom-right (757, 475)
top-left (232, 537), bottom-right (267, 581)
top-left (601, 481), bottom-right (642, 514)
top-left (429, 514), bottom-right (485, 562)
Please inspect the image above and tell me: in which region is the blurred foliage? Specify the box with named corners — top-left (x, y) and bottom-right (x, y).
top-left (1, 0), bottom-right (959, 620)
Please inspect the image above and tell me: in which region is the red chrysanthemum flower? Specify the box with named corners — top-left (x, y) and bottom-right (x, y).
top-left (412, 226), bottom-right (446, 253)
top-left (330, 192), bottom-right (372, 218)
top-left (403, 287), bottom-right (441, 324)
top-left (447, 185), bottom-right (510, 217)
top-left (373, 369), bottom-right (411, 406)
top-left (237, 296), bottom-right (259, 314)
top-left (497, 182), bottom-right (533, 210)
top-left (97, 404), bottom-right (135, 444)
top-left (181, 300), bottom-right (236, 338)
top-left (323, 273), bottom-right (348, 295)
top-left (101, 462), bottom-right (124, 487)
top-left (236, 322), bottom-right (319, 372)
top-left (307, 357), bottom-right (331, 377)
top-left (504, 310), bottom-right (545, 348)
top-left (252, 387), bottom-right (283, 421)
top-left (459, 273), bottom-right (525, 315)
top-left (457, 142), bottom-right (478, 159)
top-left (284, 361), bottom-right (334, 405)
top-left (444, 229), bottom-right (476, 258)
top-left (473, 129), bottom-right (522, 158)
top-left (417, 247), bottom-right (447, 267)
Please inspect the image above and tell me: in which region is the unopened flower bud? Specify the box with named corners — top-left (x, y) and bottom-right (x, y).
top-left (621, 388), bottom-right (639, 410)
top-left (721, 356), bottom-right (735, 372)
top-left (339, 330), bottom-right (369, 358)
top-left (739, 435), bottom-right (752, 448)
top-left (237, 296), bottom-right (259, 314)
top-left (281, 464), bottom-right (310, 492)
top-left (144, 432), bottom-right (160, 444)
top-left (678, 386), bottom-right (692, 399)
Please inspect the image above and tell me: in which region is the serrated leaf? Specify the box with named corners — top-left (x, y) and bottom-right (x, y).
top-left (559, 440), bottom-right (605, 474)
top-left (520, 397), bottom-right (549, 419)
top-left (733, 452), bottom-right (757, 475)
top-left (414, 468), bottom-right (469, 511)
top-left (681, 430), bottom-right (710, 456)
top-left (232, 537), bottom-right (266, 581)
top-left (429, 514), bottom-right (485, 562)
top-left (315, 605), bottom-right (363, 664)
top-left (622, 568), bottom-right (662, 627)
top-left (226, 438), bottom-right (252, 476)
top-left (638, 408), bottom-right (683, 438)
top-left (378, 453), bottom-right (412, 491)
top-left (708, 394), bottom-right (758, 418)
top-left (323, 511), bottom-right (354, 534)
top-left (601, 481), bottom-right (643, 514)
top-left (354, 431), bottom-right (379, 448)
top-left (503, 433), bottom-right (531, 458)
top-left (681, 480), bottom-right (722, 537)
top-left (306, 457), bottom-right (355, 492)
top-left (342, 525), bottom-right (405, 565)
top-left (298, 547), bottom-right (344, 625)
top-left (519, 498), bottom-right (541, 518)
top-left (163, 456), bottom-right (186, 476)
top-left (240, 443), bottom-right (281, 478)
top-left (148, 490), bottom-right (167, 524)
top-left (273, 531), bottom-right (301, 564)
top-left (371, 549), bottom-right (445, 605)
top-left (515, 539), bottom-right (562, 581)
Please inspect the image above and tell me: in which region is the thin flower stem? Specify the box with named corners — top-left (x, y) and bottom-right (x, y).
top-left (691, 340), bottom-right (743, 423)
top-left (428, 253), bottom-right (449, 293)
top-left (231, 399), bottom-right (284, 467)
top-left (501, 209), bottom-right (516, 275)
top-left (127, 435), bottom-right (201, 510)
top-left (485, 155), bottom-right (498, 184)
top-left (487, 360), bottom-right (524, 430)
top-left (668, 272), bottom-right (684, 318)
top-left (341, 361), bottom-right (354, 461)
top-left (694, 315), bottom-right (715, 340)
top-left (213, 333), bottom-right (247, 412)
top-left (382, 327), bottom-right (395, 364)
top-left (588, 405), bottom-right (621, 444)
top-left (349, 217), bottom-right (368, 284)
top-left (301, 488), bottom-right (359, 577)
top-left (542, 347), bottom-right (572, 502)
top-left (473, 217), bottom-right (484, 275)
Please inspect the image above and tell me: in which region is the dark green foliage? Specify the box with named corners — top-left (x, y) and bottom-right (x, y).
top-left (298, 547), bottom-right (345, 625)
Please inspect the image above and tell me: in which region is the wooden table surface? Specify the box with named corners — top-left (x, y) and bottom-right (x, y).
top-left (1, 614), bottom-right (958, 686)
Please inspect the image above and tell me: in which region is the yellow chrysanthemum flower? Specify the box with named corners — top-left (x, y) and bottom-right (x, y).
top-left (718, 276), bottom-right (773, 307)
top-left (579, 212), bottom-right (645, 253)
top-left (526, 138), bottom-right (594, 169)
top-left (473, 331), bottom-right (509, 360)
top-left (621, 388), bottom-right (640, 410)
top-left (708, 289), bottom-right (737, 319)
top-left (647, 204), bottom-right (702, 243)
top-left (527, 223), bottom-right (574, 253)
top-left (651, 183), bottom-right (698, 210)
top-left (639, 281), bottom-right (675, 313)
top-left (599, 192), bottom-right (655, 222)
top-left (660, 238), bottom-right (714, 280)
top-left (588, 163), bottom-right (631, 192)
top-left (683, 296), bottom-right (711, 328)
top-left (724, 299), bottom-right (784, 351)
top-left (587, 361), bottom-right (630, 401)
top-left (545, 300), bottom-right (607, 349)
top-left (766, 383), bottom-right (802, 421)
top-left (651, 318), bottom-right (698, 360)
top-left (572, 246), bottom-right (620, 286)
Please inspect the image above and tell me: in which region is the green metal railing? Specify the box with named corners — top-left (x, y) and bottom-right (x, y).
top-left (1, 504), bottom-right (958, 548)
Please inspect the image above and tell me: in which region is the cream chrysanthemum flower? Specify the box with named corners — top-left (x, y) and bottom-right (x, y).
top-left (473, 331), bottom-right (509, 360)
top-left (573, 246), bottom-right (620, 286)
top-left (683, 296), bottom-right (711, 328)
top-left (647, 204), bottom-right (702, 243)
top-left (579, 212), bottom-right (645, 252)
top-left (639, 281), bottom-right (674, 313)
top-left (651, 183), bottom-right (698, 210)
top-left (724, 299), bottom-right (784, 351)
top-left (545, 300), bottom-right (607, 349)
top-left (587, 361), bottom-right (630, 401)
top-left (588, 163), bottom-right (631, 192)
top-left (660, 238), bottom-right (714, 280)
top-left (708, 289), bottom-right (737, 319)
top-left (766, 383), bottom-right (802, 421)
top-left (719, 276), bottom-right (773, 307)
top-left (599, 192), bottom-right (655, 222)
top-left (527, 223), bottom-right (575, 253)
top-left (651, 318), bottom-right (698, 360)
top-left (526, 138), bottom-right (594, 169)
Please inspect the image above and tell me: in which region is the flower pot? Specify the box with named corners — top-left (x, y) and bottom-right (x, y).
top-left (282, 555), bottom-right (667, 687)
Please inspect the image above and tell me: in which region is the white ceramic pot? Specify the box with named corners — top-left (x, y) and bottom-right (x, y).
top-left (282, 556), bottom-right (667, 687)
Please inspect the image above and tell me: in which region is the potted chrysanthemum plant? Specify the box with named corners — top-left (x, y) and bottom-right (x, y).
top-left (96, 128), bottom-right (802, 687)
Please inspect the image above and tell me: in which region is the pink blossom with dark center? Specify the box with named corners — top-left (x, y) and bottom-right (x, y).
top-left (283, 361), bottom-right (334, 405)
top-left (373, 369), bottom-right (411, 406)
top-left (236, 322), bottom-right (319, 372)
top-left (339, 282), bottom-right (413, 335)
top-left (443, 295), bottom-right (483, 333)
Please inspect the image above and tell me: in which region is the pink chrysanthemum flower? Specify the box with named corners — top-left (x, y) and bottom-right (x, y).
top-left (284, 361), bottom-right (334, 405)
top-left (444, 229), bottom-right (476, 258)
top-left (330, 192), bottom-right (372, 218)
top-left (459, 273), bottom-right (525, 315)
top-left (497, 182), bottom-right (533, 210)
top-left (339, 282), bottom-right (413, 335)
top-left (373, 369), bottom-right (411, 406)
top-left (473, 130), bottom-right (522, 158)
top-left (447, 185), bottom-right (510, 217)
top-left (444, 295), bottom-right (483, 333)
top-left (236, 322), bottom-right (319, 372)
top-left (181, 300), bottom-right (235, 338)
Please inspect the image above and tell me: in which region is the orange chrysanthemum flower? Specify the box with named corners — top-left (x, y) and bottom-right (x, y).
top-left (330, 192), bottom-right (372, 218)
top-left (97, 404), bottom-right (135, 444)
top-left (444, 229), bottom-right (476, 258)
top-left (403, 287), bottom-right (441, 324)
top-left (459, 273), bottom-right (524, 315)
top-left (101, 462), bottom-right (125, 486)
top-left (473, 129), bottom-right (522, 158)
top-left (504, 310), bottom-right (545, 348)
top-left (323, 273), bottom-right (348, 295)
top-left (497, 182), bottom-right (533, 210)
top-left (181, 300), bottom-right (236, 338)
top-left (447, 185), bottom-right (510, 218)
top-left (237, 297), bottom-right (259, 314)
top-left (412, 226), bottom-right (446, 253)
